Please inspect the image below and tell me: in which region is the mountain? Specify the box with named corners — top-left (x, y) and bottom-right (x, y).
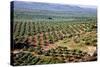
top-left (13, 1), bottom-right (96, 12)
top-left (12, 1), bottom-right (97, 21)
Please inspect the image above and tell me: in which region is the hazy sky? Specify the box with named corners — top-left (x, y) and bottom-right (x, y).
top-left (14, 0), bottom-right (97, 6)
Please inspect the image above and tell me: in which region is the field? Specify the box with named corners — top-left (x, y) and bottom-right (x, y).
top-left (11, 1), bottom-right (97, 66)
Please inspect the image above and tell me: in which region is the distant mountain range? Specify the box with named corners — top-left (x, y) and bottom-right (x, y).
top-left (12, 1), bottom-right (97, 21)
top-left (13, 1), bottom-right (96, 13)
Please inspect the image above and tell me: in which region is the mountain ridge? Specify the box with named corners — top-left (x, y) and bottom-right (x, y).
top-left (13, 1), bottom-right (96, 12)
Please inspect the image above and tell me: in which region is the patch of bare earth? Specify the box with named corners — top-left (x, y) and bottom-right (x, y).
top-left (55, 31), bottom-right (97, 56)
top-left (42, 44), bottom-right (57, 51)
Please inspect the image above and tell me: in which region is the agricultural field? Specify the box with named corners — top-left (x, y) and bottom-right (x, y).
top-left (11, 1), bottom-right (97, 66)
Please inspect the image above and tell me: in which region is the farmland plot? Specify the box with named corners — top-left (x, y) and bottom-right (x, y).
top-left (11, 1), bottom-right (97, 66)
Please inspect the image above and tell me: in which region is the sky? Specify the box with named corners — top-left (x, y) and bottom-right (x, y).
top-left (14, 0), bottom-right (98, 6)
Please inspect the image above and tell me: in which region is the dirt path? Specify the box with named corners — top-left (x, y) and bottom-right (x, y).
top-left (84, 46), bottom-right (96, 56)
